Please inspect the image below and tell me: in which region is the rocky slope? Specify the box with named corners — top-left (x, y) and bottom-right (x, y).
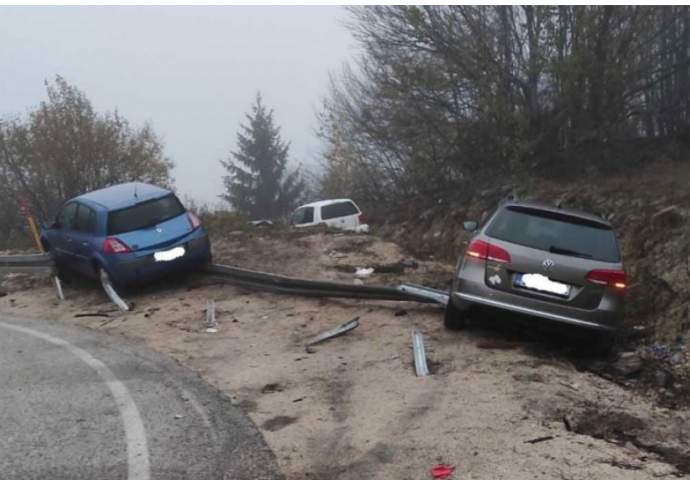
top-left (378, 161), bottom-right (690, 398)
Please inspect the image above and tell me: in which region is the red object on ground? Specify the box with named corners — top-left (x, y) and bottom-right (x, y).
top-left (431, 465), bottom-right (455, 479)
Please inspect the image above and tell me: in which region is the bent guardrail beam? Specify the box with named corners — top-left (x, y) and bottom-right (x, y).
top-left (203, 263), bottom-right (445, 304)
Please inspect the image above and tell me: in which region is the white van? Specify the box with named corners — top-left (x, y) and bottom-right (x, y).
top-left (290, 199), bottom-right (369, 233)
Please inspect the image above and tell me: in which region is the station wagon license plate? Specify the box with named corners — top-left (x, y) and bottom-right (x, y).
top-left (514, 273), bottom-right (570, 297)
top-left (154, 246), bottom-right (186, 262)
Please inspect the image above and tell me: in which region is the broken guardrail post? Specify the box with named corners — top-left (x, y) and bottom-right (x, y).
top-left (412, 330), bottom-right (429, 377)
top-left (98, 268), bottom-right (131, 312)
top-left (54, 275), bottom-right (64, 300)
top-left (205, 300), bottom-right (218, 332)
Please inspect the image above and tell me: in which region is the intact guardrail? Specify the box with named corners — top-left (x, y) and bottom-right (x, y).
top-left (0, 253), bottom-right (55, 275)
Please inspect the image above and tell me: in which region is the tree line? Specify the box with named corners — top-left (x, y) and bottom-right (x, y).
top-left (319, 6), bottom-right (690, 206)
top-left (0, 78), bottom-right (305, 248)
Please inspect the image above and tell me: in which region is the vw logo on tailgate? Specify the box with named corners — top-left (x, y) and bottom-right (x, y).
top-left (542, 259), bottom-right (556, 272)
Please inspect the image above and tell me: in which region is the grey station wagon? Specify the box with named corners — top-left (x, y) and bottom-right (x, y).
top-left (445, 199), bottom-right (626, 352)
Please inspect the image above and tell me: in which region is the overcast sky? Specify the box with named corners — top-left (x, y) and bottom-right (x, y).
top-left (0, 6), bottom-right (353, 204)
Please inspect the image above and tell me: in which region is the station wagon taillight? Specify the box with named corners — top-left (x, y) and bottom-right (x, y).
top-left (102, 237), bottom-right (132, 254)
top-left (585, 269), bottom-right (627, 290)
top-left (358, 213), bottom-right (368, 224)
top-left (466, 240), bottom-right (511, 263)
top-left (187, 212), bottom-right (202, 230)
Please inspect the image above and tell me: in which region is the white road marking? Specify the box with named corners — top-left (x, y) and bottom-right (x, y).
top-left (0, 320), bottom-right (150, 480)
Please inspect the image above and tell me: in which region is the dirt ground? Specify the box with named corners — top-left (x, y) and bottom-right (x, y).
top-left (2, 231), bottom-right (690, 479)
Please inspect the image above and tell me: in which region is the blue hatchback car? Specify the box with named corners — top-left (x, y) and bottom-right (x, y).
top-left (41, 182), bottom-right (211, 287)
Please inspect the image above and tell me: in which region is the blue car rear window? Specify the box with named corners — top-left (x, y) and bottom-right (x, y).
top-left (107, 195), bottom-right (186, 235)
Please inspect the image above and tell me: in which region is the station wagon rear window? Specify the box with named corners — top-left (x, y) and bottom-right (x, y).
top-left (321, 201), bottom-right (359, 221)
top-left (486, 207), bottom-right (620, 263)
top-left (107, 195), bottom-right (185, 235)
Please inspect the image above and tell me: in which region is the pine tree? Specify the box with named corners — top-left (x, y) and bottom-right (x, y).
top-left (221, 94), bottom-right (305, 219)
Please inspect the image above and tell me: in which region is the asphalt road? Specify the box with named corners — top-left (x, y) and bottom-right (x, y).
top-left (0, 312), bottom-right (283, 480)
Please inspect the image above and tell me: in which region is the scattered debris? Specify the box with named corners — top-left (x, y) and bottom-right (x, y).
top-left (305, 317), bottom-right (360, 348)
top-left (412, 330), bottom-right (429, 377)
top-left (605, 458), bottom-right (643, 471)
top-left (292, 397), bottom-right (304, 403)
top-left (174, 414), bottom-right (184, 420)
top-left (559, 381), bottom-right (580, 391)
top-left (205, 300), bottom-right (218, 333)
top-left (248, 220), bottom-right (274, 227)
top-left (394, 309), bottom-right (408, 317)
top-left (524, 435), bottom-right (554, 444)
top-left (563, 415), bottom-right (572, 432)
top-left (262, 415), bottom-right (297, 432)
top-left (144, 307), bottom-right (160, 318)
top-left (477, 339), bottom-right (522, 350)
top-left (430, 464), bottom-right (455, 479)
top-left (355, 267), bottom-right (374, 278)
top-left (261, 383), bottom-right (284, 394)
top-left (651, 206), bottom-right (683, 230)
top-left (74, 313), bottom-right (110, 318)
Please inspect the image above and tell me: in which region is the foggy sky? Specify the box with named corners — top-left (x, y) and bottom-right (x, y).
top-left (0, 6), bottom-right (353, 205)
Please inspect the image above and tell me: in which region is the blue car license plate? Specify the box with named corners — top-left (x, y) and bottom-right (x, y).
top-left (154, 246), bottom-right (186, 262)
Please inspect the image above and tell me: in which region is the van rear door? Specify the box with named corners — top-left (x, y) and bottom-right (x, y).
top-left (320, 201), bottom-right (361, 230)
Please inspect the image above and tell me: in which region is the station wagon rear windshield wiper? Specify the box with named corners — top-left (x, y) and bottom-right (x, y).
top-left (549, 245), bottom-right (593, 259)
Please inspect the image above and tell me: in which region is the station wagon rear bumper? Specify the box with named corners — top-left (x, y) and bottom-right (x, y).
top-left (453, 292), bottom-right (615, 331)
top-left (451, 258), bottom-right (621, 332)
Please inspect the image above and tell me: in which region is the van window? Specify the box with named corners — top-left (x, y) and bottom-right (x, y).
top-left (321, 201), bottom-right (359, 221)
top-left (108, 195), bottom-right (185, 235)
top-left (291, 206), bottom-right (314, 225)
top-left (74, 204), bottom-right (97, 233)
top-left (486, 207), bottom-right (620, 263)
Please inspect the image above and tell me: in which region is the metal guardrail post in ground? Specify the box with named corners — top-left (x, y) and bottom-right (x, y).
top-left (412, 330), bottom-right (430, 377)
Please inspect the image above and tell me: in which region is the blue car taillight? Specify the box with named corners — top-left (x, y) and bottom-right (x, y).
top-left (102, 237), bottom-right (132, 254)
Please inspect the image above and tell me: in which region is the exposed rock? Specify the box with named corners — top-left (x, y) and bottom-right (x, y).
top-left (655, 370), bottom-right (670, 387)
top-left (612, 353), bottom-right (643, 377)
top-left (670, 351), bottom-right (686, 366)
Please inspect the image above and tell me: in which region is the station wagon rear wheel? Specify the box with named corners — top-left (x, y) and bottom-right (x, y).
top-left (444, 298), bottom-right (468, 331)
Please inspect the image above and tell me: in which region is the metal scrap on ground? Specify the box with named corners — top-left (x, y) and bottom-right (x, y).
top-left (306, 317), bottom-right (360, 348)
top-left (205, 300), bottom-right (218, 332)
top-left (412, 330), bottom-right (430, 377)
top-left (525, 436), bottom-right (555, 444)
